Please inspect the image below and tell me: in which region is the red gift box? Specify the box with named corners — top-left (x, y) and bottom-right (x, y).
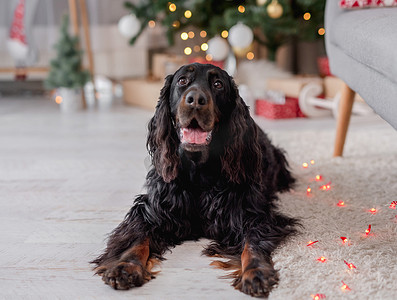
top-left (189, 57), bottom-right (224, 69)
top-left (255, 97), bottom-right (302, 119)
top-left (317, 56), bottom-right (331, 77)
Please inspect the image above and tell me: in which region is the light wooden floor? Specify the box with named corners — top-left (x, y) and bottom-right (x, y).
top-left (0, 96), bottom-right (387, 299)
top-left (0, 97), bottom-right (250, 300)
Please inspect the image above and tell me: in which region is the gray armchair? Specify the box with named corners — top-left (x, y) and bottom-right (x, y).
top-left (325, 0), bottom-right (397, 156)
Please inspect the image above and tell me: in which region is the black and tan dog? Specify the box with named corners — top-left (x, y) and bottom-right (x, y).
top-left (92, 63), bottom-right (298, 297)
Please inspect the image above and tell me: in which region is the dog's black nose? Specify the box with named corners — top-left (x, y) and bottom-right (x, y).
top-left (185, 90), bottom-right (208, 108)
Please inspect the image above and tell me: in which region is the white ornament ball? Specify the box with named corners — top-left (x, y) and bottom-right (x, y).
top-left (228, 23), bottom-right (253, 49)
top-left (267, 0), bottom-right (283, 19)
top-left (256, 0), bottom-right (268, 6)
top-left (232, 45), bottom-right (252, 58)
top-left (118, 14), bottom-right (140, 38)
top-left (207, 36), bottom-right (230, 61)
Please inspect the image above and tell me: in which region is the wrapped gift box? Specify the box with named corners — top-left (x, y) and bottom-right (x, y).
top-left (152, 53), bottom-right (187, 80)
top-left (324, 76), bottom-right (364, 102)
top-left (122, 78), bottom-right (164, 111)
top-left (188, 57), bottom-right (224, 69)
top-left (255, 97), bottom-right (301, 119)
top-left (266, 76), bottom-right (323, 98)
top-left (317, 56), bottom-right (331, 77)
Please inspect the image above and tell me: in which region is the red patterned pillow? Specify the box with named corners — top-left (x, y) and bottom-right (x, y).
top-left (340, 0), bottom-right (397, 8)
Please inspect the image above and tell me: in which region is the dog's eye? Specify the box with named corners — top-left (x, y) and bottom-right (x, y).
top-left (214, 80), bottom-right (223, 89)
top-left (178, 77), bottom-right (189, 86)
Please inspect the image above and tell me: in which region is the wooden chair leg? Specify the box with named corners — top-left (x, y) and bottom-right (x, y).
top-left (333, 83), bottom-right (356, 157)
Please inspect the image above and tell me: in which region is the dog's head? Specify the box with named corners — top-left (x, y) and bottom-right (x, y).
top-left (147, 63), bottom-right (261, 183)
top-left (170, 63), bottom-right (237, 154)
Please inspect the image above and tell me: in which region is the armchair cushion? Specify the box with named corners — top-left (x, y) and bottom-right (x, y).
top-left (325, 0), bottom-right (397, 129)
top-left (330, 8), bottom-right (397, 83)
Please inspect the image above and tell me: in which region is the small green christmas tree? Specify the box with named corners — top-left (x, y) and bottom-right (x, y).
top-left (44, 15), bottom-right (90, 90)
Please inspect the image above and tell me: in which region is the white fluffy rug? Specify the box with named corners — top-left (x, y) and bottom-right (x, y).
top-left (267, 121), bottom-right (397, 300)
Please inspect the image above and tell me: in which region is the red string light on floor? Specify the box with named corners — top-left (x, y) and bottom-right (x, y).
top-left (302, 162), bottom-right (309, 168)
top-left (340, 237), bottom-right (348, 244)
top-left (337, 200), bottom-right (345, 207)
top-left (311, 294), bottom-right (326, 300)
top-left (344, 260), bottom-right (357, 270)
top-left (310, 160), bottom-right (315, 165)
top-left (389, 201), bottom-right (397, 209)
top-left (317, 256), bottom-right (327, 263)
top-left (365, 224), bottom-right (372, 235)
top-left (319, 182), bottom-right (331, 191)
top-left (307, 240), bottom-right (319, 247)
top-left (341, 281), bottom-right (351, 291)
top-left (307, 186), bottom-right (312, 196)
top-left (369, 207), bottom-right (378, 215)
top-left (315, 175), bottom-right (322, 181)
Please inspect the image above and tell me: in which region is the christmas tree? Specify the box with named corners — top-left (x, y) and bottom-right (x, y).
top-left (44, 15), bottom-right (90, 90)
top-left (123, 0), bottom-right (325, 61)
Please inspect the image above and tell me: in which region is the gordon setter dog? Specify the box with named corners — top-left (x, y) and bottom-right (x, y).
top-left (92, 63), bottom-right (298, 297)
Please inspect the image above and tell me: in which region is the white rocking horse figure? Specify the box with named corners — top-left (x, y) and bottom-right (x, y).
top-left (298, 83), bottom-right (373, 119)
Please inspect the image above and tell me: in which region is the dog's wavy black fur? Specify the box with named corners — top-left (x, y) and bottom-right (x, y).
top-left (91, 63), bottom-right (299, 297)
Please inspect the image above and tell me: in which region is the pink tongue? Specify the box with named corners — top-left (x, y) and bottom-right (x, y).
top-left (181, 128), bottom-right (208, 144)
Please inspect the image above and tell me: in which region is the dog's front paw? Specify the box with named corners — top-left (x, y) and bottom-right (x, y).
top-left (96, 261), bottom-right (151, 290)
top-left (233, 267), bottom-right (279, 298)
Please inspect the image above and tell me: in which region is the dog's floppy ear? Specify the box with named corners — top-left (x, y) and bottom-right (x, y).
top-left (147, 75), bottom-right (180, 182)
top-left (221, 79), bottom-right (263, 184)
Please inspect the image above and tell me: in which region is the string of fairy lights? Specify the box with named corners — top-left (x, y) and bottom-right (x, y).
top-left (118, 1), bottom-right (326, 62)
top-left (169, 2), bottom-right (220, 61)
top-left (151, 1), bottom-right (326, 61)
top-left (302, 159), bottom-right (397, 299)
